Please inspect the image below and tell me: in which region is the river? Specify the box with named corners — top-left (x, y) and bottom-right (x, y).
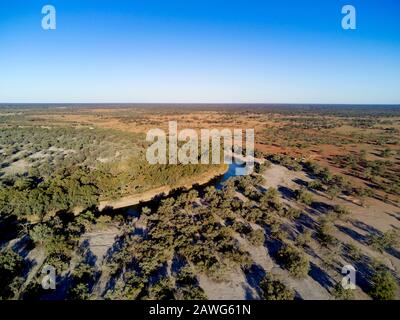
top-left (117, 162), bottom-right (248, 217)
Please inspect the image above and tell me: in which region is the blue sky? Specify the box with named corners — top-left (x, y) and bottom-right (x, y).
top-left (0, 0), bottom-right (399, 104)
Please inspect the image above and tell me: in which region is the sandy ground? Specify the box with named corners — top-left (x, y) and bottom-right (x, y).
top-left (198, 270), bottom-right (257, 300)
top-left (260, 163), bottom-right (400, 299)
top-left (80, 226), bottom-right (120, 267)
top-left (185, 163), bottom-right (400, 300)
top-left (80, 226), bottom-right (121, 297)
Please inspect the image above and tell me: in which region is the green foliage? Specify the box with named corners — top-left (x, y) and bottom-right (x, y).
top-left (269, 154), bottom-right (302, 171)
top-left (295, 229), bottom-right (313, 247)
top-left (308, 180), bottom-right (323, 191)
top-left (332, 283), bottom-right (355, 300)
top-left (96, 215), bottom-right (112, 229)
top-left (247, 229), bottom-right (265, 247)
top-left (345, 243), bottom-right (362, 261)
top-left (282, 207), bottom-right (301, 220)
top-left (0, 125), bottom-right (222, 221)
top-left (259, 275), bottom-right (295, 300)
top-left (0, 248), bottom-right (24, 299)
top-left (254, 162), bottom-right (269, 174)
top-left (295, 187), bottom-right (313, 206)
top-left (145, 277), bottom-right (175, 300)
top-left (29, 224), bottom-right (54, 246)
top-left (368, 229), bottom-right (399, 253)
top-left (317, 216), bottom-right (337, 246)
top-left (369, 270), bottom-right (397, 300)
top-left (277, 244), bottom-right (310, 278)
top-left (332, 205), bottom-right (350, 219)
top-left (176, 285), bottom-right (207, 300)
top-left (105, 270), bottom-right (146, 300)
top-left (69, 283), bottom-right (91, 300)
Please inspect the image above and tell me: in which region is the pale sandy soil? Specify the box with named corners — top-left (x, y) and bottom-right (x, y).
top-left (80, 226), bottom-right (121, 297)
top-left (198, 270), bottom-right (257, 300)
top-left (80, 226), bottom-right (120, 267)
top-left (198, 222), bottom-right (332, 300)
top-left (2, 159), bottom-right (30, 175)
top-left (261, 163), bottom-right (400, 299)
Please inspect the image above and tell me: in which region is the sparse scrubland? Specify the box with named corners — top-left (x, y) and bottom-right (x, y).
top-left (0, 104), bottom-right (399, 300)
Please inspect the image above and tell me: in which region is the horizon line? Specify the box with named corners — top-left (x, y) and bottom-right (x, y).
top-left (1, 102), bottom-right (400, 106)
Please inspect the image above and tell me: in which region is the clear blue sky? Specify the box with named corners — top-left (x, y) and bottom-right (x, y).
top-left (0, 0), bottom-right (399, 104)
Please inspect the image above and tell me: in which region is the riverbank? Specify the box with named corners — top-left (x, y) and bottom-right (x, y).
top-left (98, 164), bottom-right (229, 210)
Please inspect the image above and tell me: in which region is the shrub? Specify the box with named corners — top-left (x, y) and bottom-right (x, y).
top-left (346, 243), bottom-right (362, 260)
top-left (369, 270), bottom-right (397, 300)
top-left (332, 283), bottom-right (355, 300)
top-left (368, 229), bottom-right (399, 253)
top-left (69, 283), bottom-right (90, 300)
top-left (283, 207), bottom-right (301, 220)
top-left (295, 229), bottom-right (313, 247)
top-left (176, 285), bottom-right (208, 300)
top-left (0, 248), bottom-right (24, 298)
top-left (317, 217), bottom-right (337, 246)
top-left (332, 205), bottom-right (350, 219)
top-left (327, 185), bottom-right (341, 200)
top-left (247, 229), bottom-right (265, 247)
top-left (146, 277), bottom-right (175, 300)
top-left (259, 275), bottom-right (295, 300)
top-left (295, 188), bottom-right (313, 206)
top-left (96, 215), bottom-right (112, 229)
top-left (277, 244), bottom-right (310, 278)
top-left (308, 180), bottom-right (323, 191)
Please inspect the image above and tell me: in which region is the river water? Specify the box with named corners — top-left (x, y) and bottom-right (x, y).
top-left (120, 162), bottom-right (248, 217)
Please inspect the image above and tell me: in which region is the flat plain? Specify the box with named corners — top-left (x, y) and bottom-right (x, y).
top-left (0, 104), bottom-right (399, 300)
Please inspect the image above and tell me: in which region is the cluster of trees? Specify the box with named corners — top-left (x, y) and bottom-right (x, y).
top-left (295, 187), bottom-right (314, 206)
top-left (259, 274), bottom-right (295, 300)
top-left (277, 244), bottom-right (310, 278)
top-left (0, 247), bottom-right (25, 299)
top-left (304, 161), bottom-right (374, 203)
top-left (268, 154), bottom-right (302, 171)
top-left (332, 152), bottom-right (400, 196)
top-left (369, 269), bottom-right (398, 300)
top-left (259, 125), bottom-right (349, 149)
top-left (68, 261), bottom-right (97, 300)
top-left (0, 169), bottom-right (99, 220)
top-left (232, 221), bottom-right (265, 246)
top-left (0, 126), bottom-right (142, 179)
top-left (0, 125), bottom-right (223, 222)
top-left (104, 187), bottom-right (253, 299)
top-left (367, 229), bottom-right (399, 253)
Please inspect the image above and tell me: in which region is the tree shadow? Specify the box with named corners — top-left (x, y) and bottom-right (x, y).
top-left (277, 186), bottom-right (296, 200)
top-left (341, 246), bottom-right (376, 293)
top-left (79, 239), bottom-right (98, 267)
top-left (295, 213), bottom-right (317, 230)
top-left (308, 262), bottom-right (335, 291)
top-left (11, 234), bottom-right (32, 259)
top-left (243, 263), bottom-right (266, 298)
top-left (293, 178), bottom-right (309, 188)
top-left (350, 220), bottom-right (381, 237)
top-left (336, 225), bottom-right (369, 246)
top-left (310, 202), bottom-right (334, 214)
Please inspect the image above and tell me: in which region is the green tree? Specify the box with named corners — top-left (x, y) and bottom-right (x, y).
top-left (259, 275), bottom-right (295, 300)
top-left (369, 270), bottom-right (397, 300)
top-left (277, 244), bottom-right (310, 278)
